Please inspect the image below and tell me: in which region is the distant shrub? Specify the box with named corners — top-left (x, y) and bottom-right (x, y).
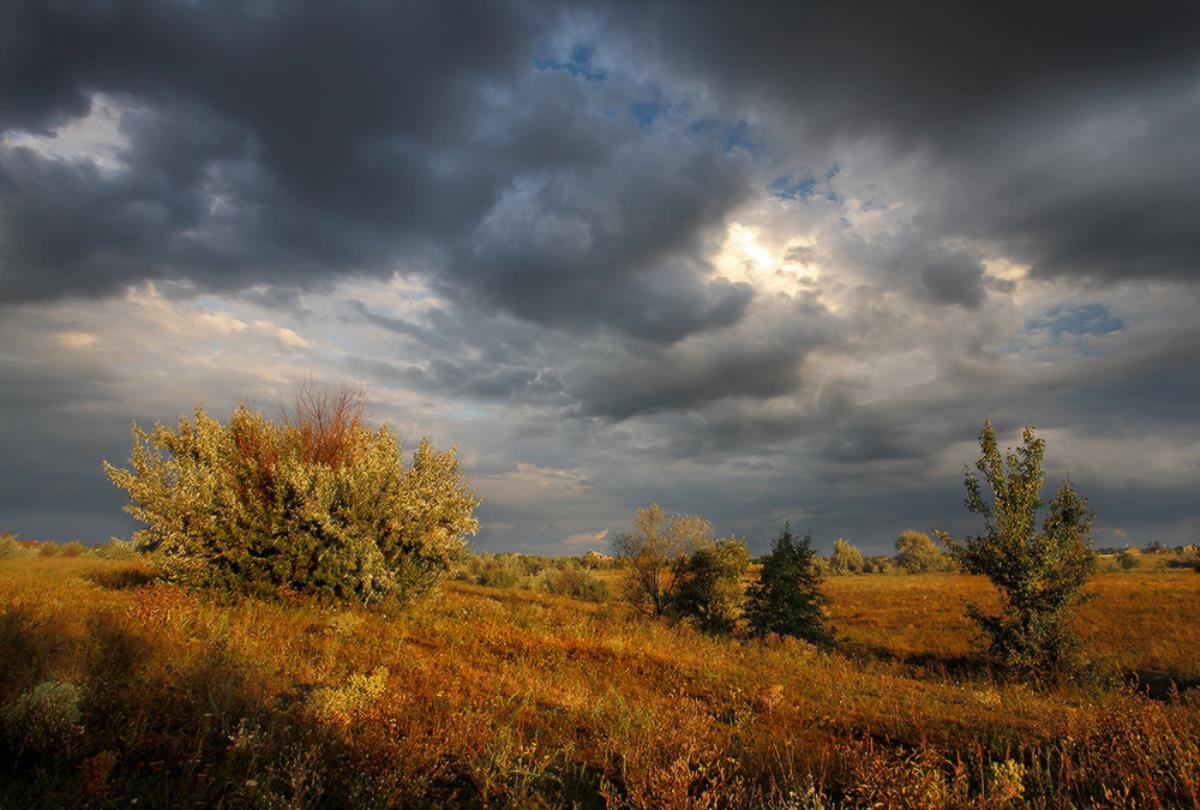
top-left (894, 530), bottom-right (953, 574)
top-left (537, 566), bottom-right (609, 602)
top-left (93, 539), bottom-right (139, 560)
top-left (461, 554), bottom-right (526, 589)
top-left (103, 383), bottom-right (479, 604)
top-left (1117, 550), bottom-right (1142, 570)
top-left (745, 525), bottom-right (835, 647)
top-left (62, 541), bottom-right (89, 558)
top-left (861, 556), bottom-right (892, 574)
top-left (828, 539), bottom-right (865, 575)
top-left (669, 538), bottom-right (751, 634)
top-left (37, 541), bottom-right (60, 558)
top-left (0, 532), bottom-right (32, 559)
top-left (3, 680), bottom-right (83, 753)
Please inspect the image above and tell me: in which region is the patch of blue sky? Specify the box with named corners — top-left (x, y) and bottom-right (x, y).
top-left (1025, 303), bottom-right (1124, 338)
top-left (630, 100), bottom-right (663, 129)
top-left (770, 164), bottom-right (841, 201)
top-left (532, 43), bottom-right (606, 82)
top-left (724, 120), bottom-right (759, 155)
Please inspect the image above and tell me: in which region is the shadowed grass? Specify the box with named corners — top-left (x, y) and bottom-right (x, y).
top-left (0, 558), bottom-right (1196, 807)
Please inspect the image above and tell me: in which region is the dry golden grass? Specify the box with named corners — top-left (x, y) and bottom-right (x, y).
top-left (0, 558), bottom-right (1197, 808)
top-left (825, 571), bottom-right (1200, 680)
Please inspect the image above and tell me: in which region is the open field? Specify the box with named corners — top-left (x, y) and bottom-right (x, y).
top-left (1, 557), bottom-right (1198, 807)
top-left (824, 572), bottom-right (1200, 682)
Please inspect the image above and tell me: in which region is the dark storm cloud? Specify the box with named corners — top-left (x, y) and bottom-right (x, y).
top-left (0, 0), bottom-right (532, 295)
top-left (613, 1), bottom-right (1199, 152)
top-left (0, 0), bottom-right (759, 345)
top-left (608, 1), bottom-right (1200, 287)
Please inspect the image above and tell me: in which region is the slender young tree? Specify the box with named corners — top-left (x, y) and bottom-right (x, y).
top-left (744, 524), bottom-right (835, 647)
top-left (936, 422), bottom-right (1095, 679)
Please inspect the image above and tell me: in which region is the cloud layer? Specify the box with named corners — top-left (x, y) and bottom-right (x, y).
top-left (2, 1), bottom-right (1198, 551)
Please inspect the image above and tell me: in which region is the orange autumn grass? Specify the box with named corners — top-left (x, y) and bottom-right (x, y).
top-left (0, 557), bottom-right (1197, 808)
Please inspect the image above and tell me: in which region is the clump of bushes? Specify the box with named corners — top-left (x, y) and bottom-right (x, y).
top-left (103, 383), bottom-right (479, 604)
top-left (1117, 550), bottom-right (1143, 571)
top-left (0, 532), bottom-right (32, 559)
top-left (457, 553), bottom-right (529, 589)
top-left (894, 530), bottom-right (954, 573)
top-left (613, 504), bottom-right (752, 632)
top-left (536, 565), bottom-right (609, 602)
top-left (37, 541), bottom-right (60, 558)
top-left (62, 541), bottom-right (90, 558)
top-left (828, 538), bottom-right (865, 575)
top-left (668, 538), bottom-right (750, 633)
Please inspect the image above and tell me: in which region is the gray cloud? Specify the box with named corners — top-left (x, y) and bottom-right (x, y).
top-left (2, 1), bottom-right (1199, 552)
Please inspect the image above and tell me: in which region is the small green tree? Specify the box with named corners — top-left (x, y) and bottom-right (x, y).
top-left (612, 504), bottom-right (712, 618)
top-left (669, 537), bottom-right (751, 634)
top-left (935, 422), bottom-right (1095, 679)
top-left (894, 530), bottom-right (951, 573)
top-left (745, 525), bottom-right (835, 647)
top-left (828, 538), bottom-right (865, 575)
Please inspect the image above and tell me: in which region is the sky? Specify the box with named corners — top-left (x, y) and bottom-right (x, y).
top-left (1, 1), bottom-right (1198, 554)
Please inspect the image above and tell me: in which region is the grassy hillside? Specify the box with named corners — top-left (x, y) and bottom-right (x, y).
top-left (1, 558), bottom-right (1197, 807)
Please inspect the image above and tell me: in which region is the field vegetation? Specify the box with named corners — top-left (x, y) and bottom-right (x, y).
top-left (0, 556), bottom-right (1196, 807)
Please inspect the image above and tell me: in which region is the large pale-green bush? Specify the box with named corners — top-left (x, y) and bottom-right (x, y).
top-left (103, 396), bottom-right (479, 604)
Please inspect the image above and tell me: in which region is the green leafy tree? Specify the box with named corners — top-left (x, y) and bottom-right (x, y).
top-left (745, 525), bottom-right (835, 647)
top-left (669, 537), bottom-right (751, 634)
top-left (894, 530), bottom-right (951, 573)
top-left (612, 504), bottom-right (712, 618)
top-left (935, 422), bottom-right (1095, 678)
top-left (104, 385), bottom-right (479, 604)
top-left (828, 538), bottom-right (865, 575)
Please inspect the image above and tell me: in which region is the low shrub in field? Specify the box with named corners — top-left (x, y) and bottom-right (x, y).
top-left (894, 530), bottom-right (953, 574)
top-left (103, 385), bottom-right (479, 604)
top-left (37, 541), bottom-right (60, 557)
top-left (828, 538), bottom-right (865, 575)
top-left (3, 680), bottom-right (83, 754)
top-left (93, 539), bottom-right (139, 560)
top-left (457, 553), bottom-right (528, 588)
top-left (536, 565), bottom-right (609, 602)
top-left (1118, 550), bottom-right (1142, 570)
top-left (0, 532), bottom-right (32, 559)
top-left (62, 541), bottom-right (89, 558)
